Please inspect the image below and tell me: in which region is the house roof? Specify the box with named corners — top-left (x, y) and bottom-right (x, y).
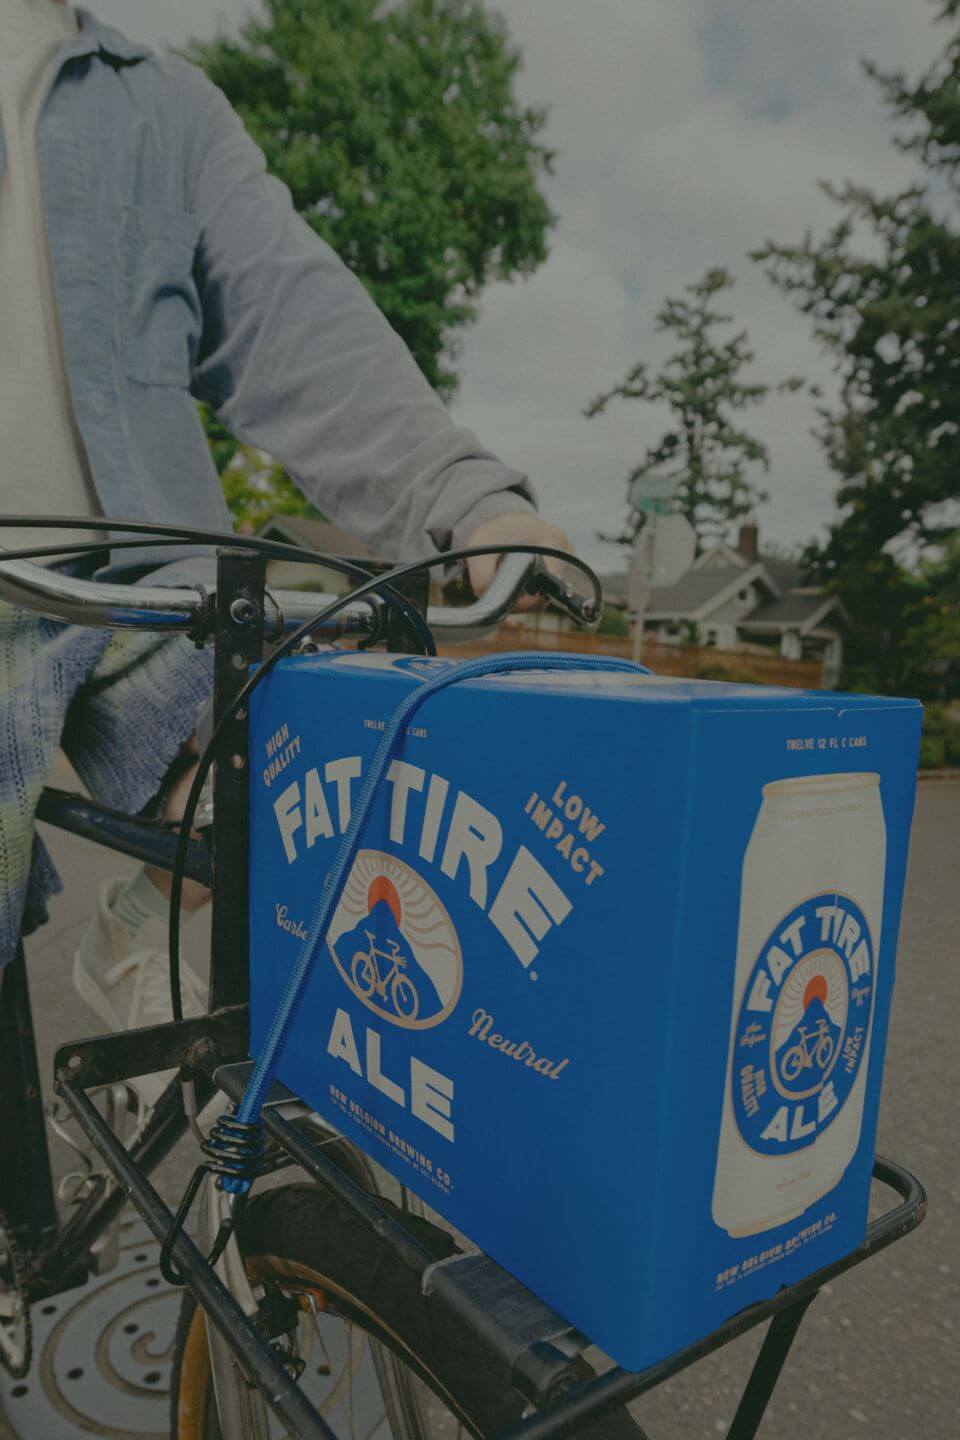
top-left (693, 542), bottom-right (745, 570)
top-left (258, 514), bottom-right (373, 558)
top-left (647, 565), bottom-right (752, 616)
top-left (740, 592), bottom-right (843, 632)
top-left (600, 564), bottom-right (763, 617)
top-left (651, 561), bottom-right (785, 621)
top-left (601, 538), bottom-right (840, 635)
top-left (762, 556), bottom-right (803, 592)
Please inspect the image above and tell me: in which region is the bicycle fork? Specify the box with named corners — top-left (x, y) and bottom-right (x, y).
top-left (199, 1178), bottom-right (272, 1440)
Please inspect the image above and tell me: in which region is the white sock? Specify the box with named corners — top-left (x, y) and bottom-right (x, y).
top-left (109, 868), bottom-right (169, 939)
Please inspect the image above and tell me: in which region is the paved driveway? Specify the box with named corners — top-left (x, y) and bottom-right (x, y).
top-left (5, 769), bottom-right (958, 1439)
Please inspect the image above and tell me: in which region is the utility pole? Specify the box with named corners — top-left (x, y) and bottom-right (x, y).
top-left (624, 475), bottom-right (696, 664)
top-left (628, 515), bottom-right (657, 665)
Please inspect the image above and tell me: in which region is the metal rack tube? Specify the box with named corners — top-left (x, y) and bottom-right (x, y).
top-left (495, 1157), bottom-right (925, 1440)
top-left (54, 1072), bottom-right (337, 1440)
top-left (724, 1297), bottom-right (816, 1440)
top-left (206, 1054), bottom-right (437, 1275)
top-left (32, 1072), bottom-right (206, 1298)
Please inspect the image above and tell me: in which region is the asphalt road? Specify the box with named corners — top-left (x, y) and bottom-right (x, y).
top-left (8, 767), bottom-right (959, 1440)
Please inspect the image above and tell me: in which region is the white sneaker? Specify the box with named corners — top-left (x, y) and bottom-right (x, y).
top-left (73, 878), bottom-right (207, 1110)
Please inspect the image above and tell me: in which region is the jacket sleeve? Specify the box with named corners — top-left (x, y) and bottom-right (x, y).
top-left (181, 63), bottom-right (536, 560)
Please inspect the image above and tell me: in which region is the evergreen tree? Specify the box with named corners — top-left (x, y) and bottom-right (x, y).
top-left (585, 269), bottom-right (804, 546)
top-left (755, 1), bottom-right (960, 691)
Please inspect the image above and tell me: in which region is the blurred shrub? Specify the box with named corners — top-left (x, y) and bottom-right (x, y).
top-left (598, 605), bottom-right (629, 637)
top-left (920, 703), bottom-right (960, 769)
top-left (692, 661), bottom-right (762, 684)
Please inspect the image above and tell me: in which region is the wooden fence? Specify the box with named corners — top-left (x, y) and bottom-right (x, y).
top-left (438, 626), bottom-right (824, 689)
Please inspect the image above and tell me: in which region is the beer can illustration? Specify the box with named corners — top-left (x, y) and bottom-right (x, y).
top-left (712, 773), bottom-right (886, 1237)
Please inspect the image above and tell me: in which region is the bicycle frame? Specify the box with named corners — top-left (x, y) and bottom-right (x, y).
top-left (0, 547), bottom-right (927, 1440)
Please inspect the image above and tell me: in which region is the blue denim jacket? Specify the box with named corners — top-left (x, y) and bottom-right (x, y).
top-left (1, 9), bottom-right (533, 573)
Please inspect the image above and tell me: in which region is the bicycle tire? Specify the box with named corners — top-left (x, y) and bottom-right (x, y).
top-left (392, 972), bottom-right (420, 1021)
top-left (780, 1046), bottom-right (803, 1083)
top-left (169, 1180), bottom-right (646, 1440)
top-left (350, 950), bottom-right (378, 998)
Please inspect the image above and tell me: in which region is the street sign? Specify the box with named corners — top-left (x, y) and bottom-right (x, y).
top-left (629, 472), bottom-right (680, 515)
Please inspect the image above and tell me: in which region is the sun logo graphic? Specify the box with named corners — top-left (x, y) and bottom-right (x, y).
top-left (327, 850), bottom-right (463, 1029)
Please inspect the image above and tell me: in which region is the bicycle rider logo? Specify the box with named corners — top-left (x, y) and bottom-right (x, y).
top-left (327, 849), bottom-right (463, 1029)
top-left (732, 894), bottom-right (875, 1155)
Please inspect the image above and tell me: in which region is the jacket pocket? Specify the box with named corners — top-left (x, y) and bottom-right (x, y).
top-left (120, 205), bottom-right (202, 387)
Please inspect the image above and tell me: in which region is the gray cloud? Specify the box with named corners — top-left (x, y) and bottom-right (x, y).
top-left (89, 0), bottom-right (945, 566)
top-left (699, 4), bottom-right (750, 96)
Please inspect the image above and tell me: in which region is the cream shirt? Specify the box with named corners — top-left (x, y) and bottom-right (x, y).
top-left (0, 0), bottom-right (106, 561)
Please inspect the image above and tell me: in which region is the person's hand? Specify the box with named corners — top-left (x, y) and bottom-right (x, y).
top-left (462, 511), bottom-right (573, 611)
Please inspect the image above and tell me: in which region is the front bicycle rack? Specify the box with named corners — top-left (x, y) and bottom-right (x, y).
top-left (4, 545), bottom-right (928, 1440)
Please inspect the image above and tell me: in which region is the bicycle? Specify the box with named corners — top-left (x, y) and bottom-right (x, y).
top-left (778, 1021), bottom-right (835, 1085)
top-left (351, 934), bottom-right (421, 1020)
top-left (0, 526), bottom-right (927, 1440)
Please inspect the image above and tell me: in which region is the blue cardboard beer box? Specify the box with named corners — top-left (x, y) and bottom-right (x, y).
top-left (248, 653), bottom-right (921, 1371)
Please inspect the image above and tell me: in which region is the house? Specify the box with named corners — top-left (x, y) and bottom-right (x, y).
top-left (601, 524), bottom-right (846, 686)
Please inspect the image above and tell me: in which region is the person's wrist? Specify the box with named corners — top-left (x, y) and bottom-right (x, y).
top-left (462, 510), bottom-right (573, 606)
top-left (449, 491), bottom-right (536, 554)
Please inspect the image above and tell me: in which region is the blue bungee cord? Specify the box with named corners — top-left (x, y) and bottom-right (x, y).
top-left (161, 650), bottom-right (649, 1281)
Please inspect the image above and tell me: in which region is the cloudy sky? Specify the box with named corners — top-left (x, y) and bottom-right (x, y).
top-left (89, 0), bottom-right (946, 567)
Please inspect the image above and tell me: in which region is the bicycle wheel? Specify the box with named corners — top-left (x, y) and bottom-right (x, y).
top-left (351, 951), bottom-right (378, 998)
top-left (780, 1045), bottom-right (804, 1083)
top-left (170, 1181), bottom-right (646, 1440)
top-left (391, 972), bottom-right (420, 1021)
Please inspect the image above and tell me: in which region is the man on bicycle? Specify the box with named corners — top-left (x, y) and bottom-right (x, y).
top-left (0, 0), bottom-right (569, 1105)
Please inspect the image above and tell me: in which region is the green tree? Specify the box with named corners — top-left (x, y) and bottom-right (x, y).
top-left (199, 404), bottom-right (318, 531)
top-left (584, 269), bottom-right (805, 546)
top-left (830, 532), bottom-right (960, 700)
top-left (906, 533), bottom-right (960, 697)
top-left (220, 449), bottom-right (323, 534)
top-left (754, 2), bottom-right (960, 692)
top-left (597, 604), bottom-right (629, 637)
top-left (189, 0), bottom-right (553, 400)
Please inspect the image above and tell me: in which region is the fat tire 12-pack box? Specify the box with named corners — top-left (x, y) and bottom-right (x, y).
top-left (248, 653), bottom-right (921, 1370)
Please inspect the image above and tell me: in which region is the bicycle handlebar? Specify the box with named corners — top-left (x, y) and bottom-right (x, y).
top-left (0, 551), bottom-right (601, 641)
